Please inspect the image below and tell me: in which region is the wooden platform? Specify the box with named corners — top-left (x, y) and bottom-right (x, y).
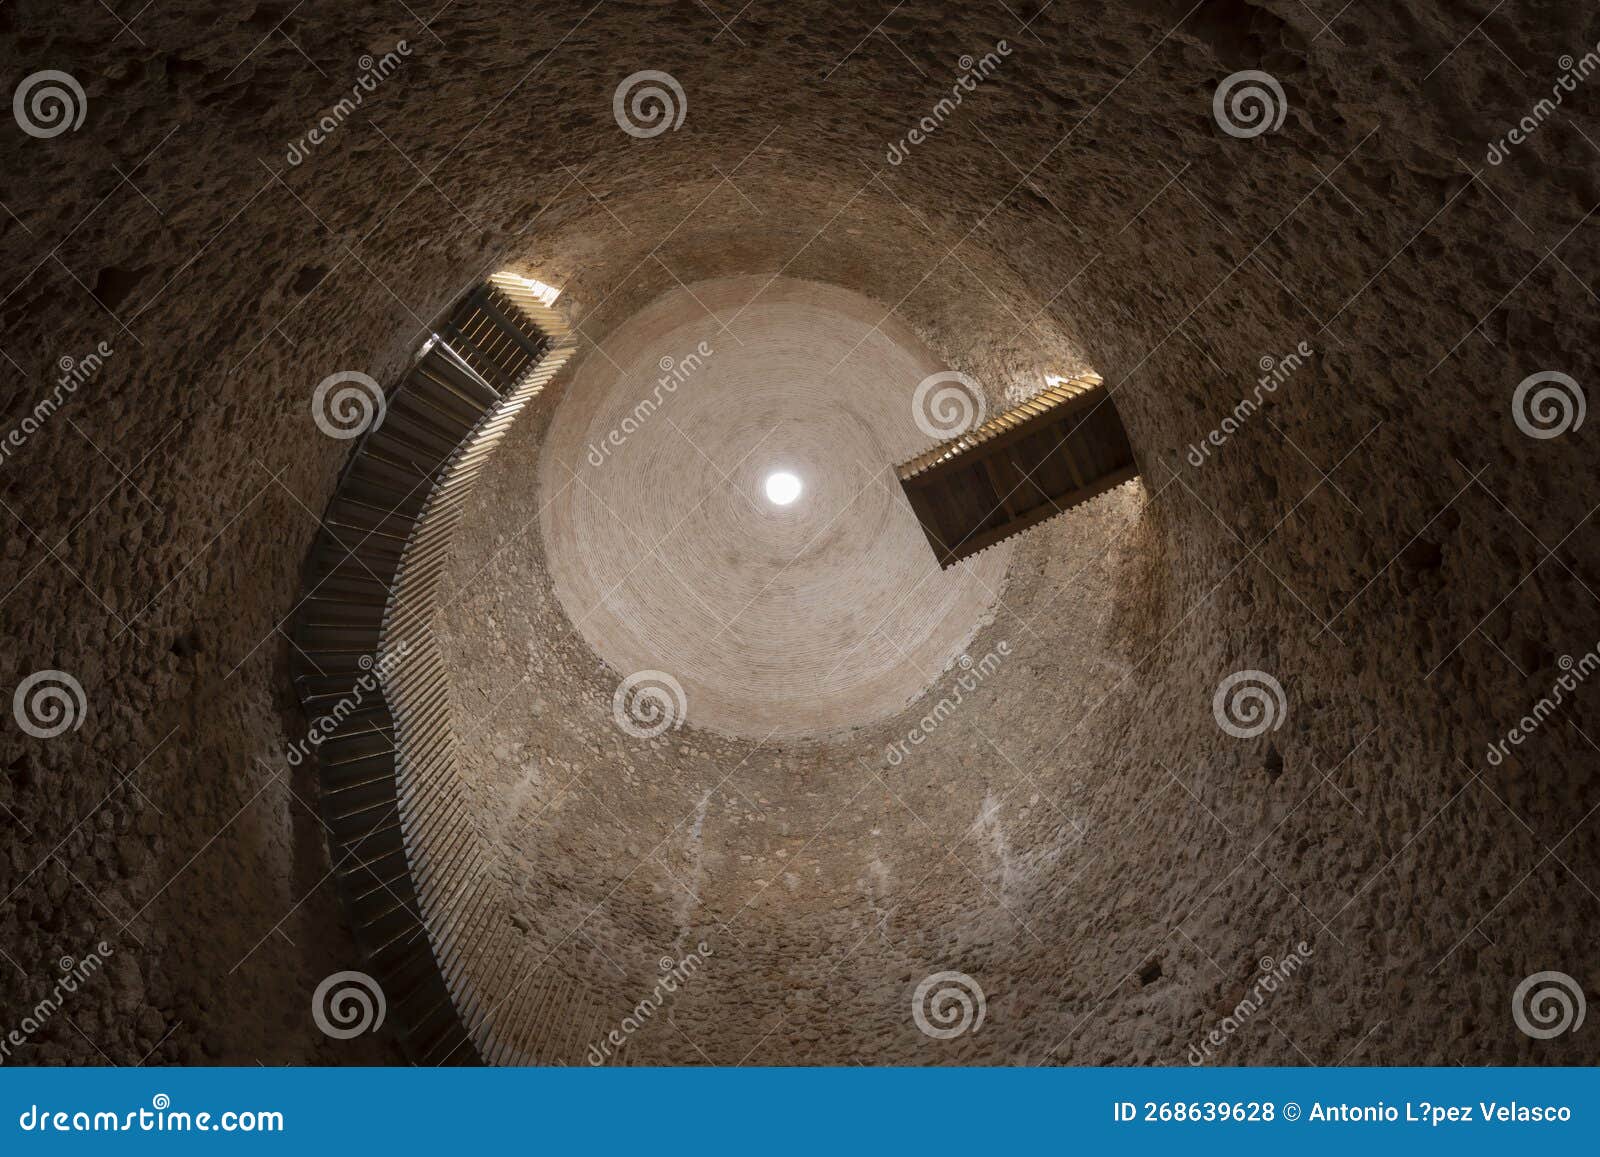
top-left (291, 274), bottom-right (582, 1064)
top-left (896, 373), bottom-right (1138, 567)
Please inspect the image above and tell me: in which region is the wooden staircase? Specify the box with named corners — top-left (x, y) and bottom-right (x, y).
top-left (290, 274), bottom-right (588, 1064)
top-left (896, 373), bottom-right (1139, 567)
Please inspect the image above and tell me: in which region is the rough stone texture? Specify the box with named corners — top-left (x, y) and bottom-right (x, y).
top-left (0, 0), bottom-right (1596, 1065)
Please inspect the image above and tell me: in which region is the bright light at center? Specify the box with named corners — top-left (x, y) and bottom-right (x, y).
top-left (764, 471), bottom-right (802, 506)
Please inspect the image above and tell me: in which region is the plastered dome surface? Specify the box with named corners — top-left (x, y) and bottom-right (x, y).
top-left (536, 275), bottom-right (1012, 739)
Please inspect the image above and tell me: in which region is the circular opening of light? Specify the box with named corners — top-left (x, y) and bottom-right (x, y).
top-left (764, 471), bottom-right (802, 506)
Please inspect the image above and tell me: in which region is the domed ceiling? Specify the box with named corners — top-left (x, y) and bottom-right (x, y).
top-left (536, 276), bottom-right (1011, 738)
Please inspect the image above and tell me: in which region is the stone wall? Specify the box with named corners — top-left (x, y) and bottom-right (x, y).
top-left (0, 0), bottom-right (1595, 1064)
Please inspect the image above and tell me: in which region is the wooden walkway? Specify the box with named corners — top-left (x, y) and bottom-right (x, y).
top-left (896, 373), bottom-right (1138, 567)
top-left (291, 273), bottom-right (606, 1064)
